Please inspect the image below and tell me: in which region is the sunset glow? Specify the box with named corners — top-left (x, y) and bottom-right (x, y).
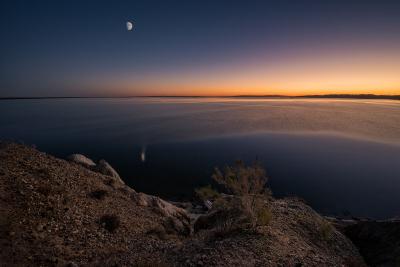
top-left (1, 1), bottom-right (400, 97)
top-left (98, 46), bottom-right (400, 96)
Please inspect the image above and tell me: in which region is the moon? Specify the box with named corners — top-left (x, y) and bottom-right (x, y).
top-left (126, 21), bottom-right (133, 31)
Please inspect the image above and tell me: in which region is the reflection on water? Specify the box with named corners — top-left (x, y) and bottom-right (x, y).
top-left (140, 146), bottom-right (146, 162)
top-left (1, 98), bottom-right (399, 218)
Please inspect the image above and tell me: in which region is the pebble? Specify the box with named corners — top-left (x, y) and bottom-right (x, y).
top-left (66, 262), bottom-right (79, 267)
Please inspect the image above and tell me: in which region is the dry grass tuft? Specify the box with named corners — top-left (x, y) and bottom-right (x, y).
top-left (319, 220), bottom-right (334, 241)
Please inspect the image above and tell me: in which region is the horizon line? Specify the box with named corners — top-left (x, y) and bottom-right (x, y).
top-left (0, 93), bottom-right (400, 100)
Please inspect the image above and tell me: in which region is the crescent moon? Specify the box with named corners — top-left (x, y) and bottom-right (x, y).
top-left (126, 21), bottom-right (133, 31)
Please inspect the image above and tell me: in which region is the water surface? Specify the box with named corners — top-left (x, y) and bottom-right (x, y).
top-left (1, 97), bottom-right (399, 218)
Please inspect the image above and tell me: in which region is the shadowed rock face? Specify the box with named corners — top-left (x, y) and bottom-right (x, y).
top-left (96, 159), bottom-right (125, 185)
top-left (343, 221), bottom-right (400, 266)
top-left (0, 142), bottom-right (366, 266)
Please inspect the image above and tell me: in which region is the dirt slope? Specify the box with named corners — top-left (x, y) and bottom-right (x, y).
top-left (0, 142), bottom-right (365, 266)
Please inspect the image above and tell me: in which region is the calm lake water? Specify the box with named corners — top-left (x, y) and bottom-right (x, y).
top-left (1, 97), bottom-right (400, 218)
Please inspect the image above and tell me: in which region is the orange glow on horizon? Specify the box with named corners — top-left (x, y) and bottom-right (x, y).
top-left (104, 83), bottom-right (400, 97)
top-left (88, 45), bottom-right (400, 96)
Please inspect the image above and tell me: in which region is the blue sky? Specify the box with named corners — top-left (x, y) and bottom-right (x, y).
top-left (1, 0), bottom-right (400, 96)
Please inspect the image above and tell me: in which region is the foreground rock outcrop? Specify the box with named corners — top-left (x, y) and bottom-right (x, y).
top-left (67, 155), bottom-right (125, 185)
top-left (0, 142), bottom-right (366, 266)
top-left (329, 217), bottom-right (400, 266)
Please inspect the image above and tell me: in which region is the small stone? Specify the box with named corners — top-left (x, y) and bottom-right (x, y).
top-left (66, 262), bottom-right (79, 267)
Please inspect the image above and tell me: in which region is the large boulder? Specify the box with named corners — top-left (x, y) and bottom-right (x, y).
top-left (67, 154), bottom-right (96, 168)
top-left (96, 159), bottom-right (124, 184)
top-left (131, 192), bottom-right (191, 235)
top-left (132, 193), bottom-right (188, 218)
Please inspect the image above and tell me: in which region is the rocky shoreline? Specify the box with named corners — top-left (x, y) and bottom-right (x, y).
top-left (0, 142), bottom-right (398, 266)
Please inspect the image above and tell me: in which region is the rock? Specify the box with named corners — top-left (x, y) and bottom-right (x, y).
top-left (204, 200), bottom-right (213, 210)
top-left (151, 196), bottom-right (188, 220)
top-left (147, 225), bottom-right (167, 240)
top-left (36, 224), bottom-right (44, 232)
top-left (132, 192), bottom-right (191, 235)
top-left (194, 210), bottom-right (221, 232)
top-left (96, 159), bottom-right (124, 184)
top-left (65, 262), bottom-right (79, 267)
top-left (132, 192), bottom-right (150, 207)
top-left (152, 197), bottom-right (190, 235)
top-left (343, 220), bottom-right (400, 267)
top-left (163, 216), bottom-right (189, 236)
top-left (67, 154), bottom-right (96, 168)
top-left (170, 201), bottom-right (193, 210)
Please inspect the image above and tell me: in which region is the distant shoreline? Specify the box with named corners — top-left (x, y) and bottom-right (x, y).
top-left (0, 94), bottom-right (399, 100)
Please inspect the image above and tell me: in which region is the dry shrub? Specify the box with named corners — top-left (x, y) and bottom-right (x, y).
top-left (212, 160), bottom-right (268, 195)
top-left (195, 185), bottom-right (219, 201)
top-left (0, 216), bottom-right (12, 237)
top-left (37, 183), bottom-right (63, 197)
top-left (319, 220), bottom-right (334, 241)
top-left (211, 195), bottom-right (271, 237)
top-left (134, 259), bottom-right (170, 267)
top-left (89, 189), bottom-right (108, 200)
top-left (104, 178), bottom-right (115, 188)
top-left (39, 205), bottom-right (57, 219)
top-left (147, 225), bottom-right (168, 240)
top-left (213, 161), bottom-right (272, 227)
top-left (238, 195), bottom-right (272, 227)
top-left (253, 198), bottom-right (272, 226)
top-left (195, 161), bottom-right (272, 238)
top-left (35, 167), bottom-right (50, 178)
top-left (343, 257), bottom-right (366, 267)
top-left (37, 185), bottom-right (52, 196)
top-left (99, 214), bottom-right (120, 233)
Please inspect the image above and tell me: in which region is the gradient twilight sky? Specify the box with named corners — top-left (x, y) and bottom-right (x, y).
top-left (1, 0), bottom-right (400, 97)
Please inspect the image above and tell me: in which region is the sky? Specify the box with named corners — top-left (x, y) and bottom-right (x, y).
top-left (1, 0), bottom-right (400, 97)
